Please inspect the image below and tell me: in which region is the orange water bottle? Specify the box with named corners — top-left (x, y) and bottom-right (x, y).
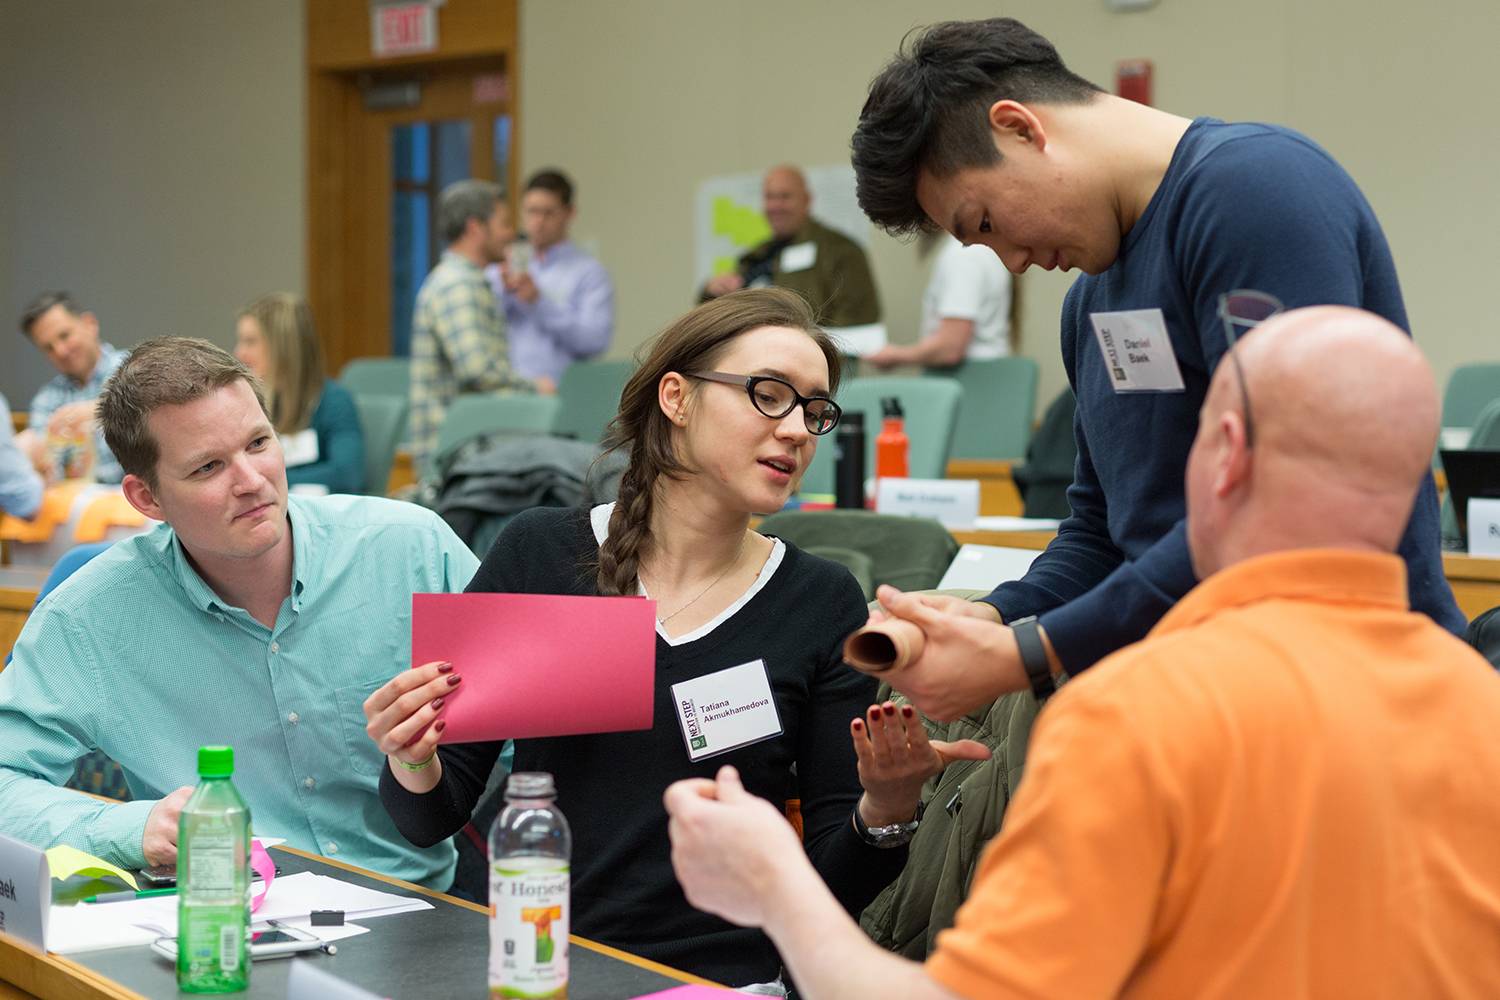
top-left (875, 397), bottom-right (909, 480)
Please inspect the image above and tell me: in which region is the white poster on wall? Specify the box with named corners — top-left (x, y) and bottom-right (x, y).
top-left (693, 165), bottom-right (870, 288)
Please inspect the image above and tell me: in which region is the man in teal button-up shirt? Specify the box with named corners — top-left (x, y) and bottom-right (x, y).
top-left (0, 337), bottom-right (479, 889)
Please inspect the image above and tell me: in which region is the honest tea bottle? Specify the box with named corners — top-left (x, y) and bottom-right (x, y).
top-left (490, 772), bottom-right (572, 999)
top-left (177, 745), bottom-right (251, 993)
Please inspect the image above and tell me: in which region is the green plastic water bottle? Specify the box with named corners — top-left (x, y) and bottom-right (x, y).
top-left (177, 745), bottom-right (251, 993)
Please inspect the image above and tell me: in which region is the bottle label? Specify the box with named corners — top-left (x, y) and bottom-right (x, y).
top-left (184, 829), bottom-right (236, 898)
top-left (489, 857), bottom-right (569, 999)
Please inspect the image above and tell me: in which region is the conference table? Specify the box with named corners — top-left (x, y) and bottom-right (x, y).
top-left (1, 846), bottom-right (713, 999)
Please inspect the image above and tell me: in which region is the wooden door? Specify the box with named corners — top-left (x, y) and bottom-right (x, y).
top-left (306, 0), bottom-right (519, 373)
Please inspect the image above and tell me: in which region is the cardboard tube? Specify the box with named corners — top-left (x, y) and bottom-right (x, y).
top-left (843, 618), bottom-right (926, 674)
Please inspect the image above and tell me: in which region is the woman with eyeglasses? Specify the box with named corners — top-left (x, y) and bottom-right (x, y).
top-left (367, 288), bottom-right (984, 988)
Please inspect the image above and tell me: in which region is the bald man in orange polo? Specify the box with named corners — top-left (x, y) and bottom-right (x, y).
top-left (665, 306), bottom-right (1500, 999)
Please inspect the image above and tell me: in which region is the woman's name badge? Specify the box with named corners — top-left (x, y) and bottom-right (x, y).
top-left (280, 428), bottom-right (321, 467)
top-left (671, 659), bottom-right (783, 762)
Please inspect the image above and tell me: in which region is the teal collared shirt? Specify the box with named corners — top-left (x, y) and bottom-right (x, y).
top-left (0, 494), bottom-right (479, 888)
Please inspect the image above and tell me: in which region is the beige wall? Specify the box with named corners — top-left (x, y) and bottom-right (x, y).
top-left (0, 0), bottom-right (305, 407)
top-left (2, 1), bottom-right (1494, 423)
top-left (519, 0), bottom-right (1500, 422)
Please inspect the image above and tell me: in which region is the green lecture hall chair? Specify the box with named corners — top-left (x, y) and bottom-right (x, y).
top-left (339, 357), bottom-right (413, 399)
top-left (436, 393), bottom-right (563, 457)
top-left (552, 359), bottom-right (635, 444)
top-left (925, 356), bottom-right (1039, 461)
top-left (353, 393), bottom-right (408, 495)
top-left (1442, 362), bottom-right (1500, 434)
top-left (1440, 396), bottom-right (1500, 545)
top-left (800, 377), bottom-right (963, 496)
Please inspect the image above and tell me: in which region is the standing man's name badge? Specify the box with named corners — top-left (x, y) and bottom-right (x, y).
top-left (671, 659), bottom-right (783, 762)
top-left (779, 242), bottom-right (818, 274)
top-left (1088, 308), bottom-right (1185, 392)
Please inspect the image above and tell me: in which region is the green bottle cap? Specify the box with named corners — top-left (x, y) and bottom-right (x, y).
top-left (197, 746), bottom-right (234, 778)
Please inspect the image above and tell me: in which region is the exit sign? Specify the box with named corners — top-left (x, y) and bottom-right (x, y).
top-left (372, 2), bottom-right (437, 57)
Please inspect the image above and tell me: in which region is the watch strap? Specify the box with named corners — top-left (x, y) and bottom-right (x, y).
top-left (1010, 615), bottom-right (1056, 703)
top-left (852, 805), bottom-right (920, 848)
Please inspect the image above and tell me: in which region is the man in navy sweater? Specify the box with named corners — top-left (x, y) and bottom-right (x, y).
top-left (850, 17), bottom-right (1462, 707)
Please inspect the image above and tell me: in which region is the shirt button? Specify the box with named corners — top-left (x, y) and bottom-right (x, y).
top-left (270, 641), bottom-right (280, 654)
top-left (303, 776), bottom-right (316, 790)
top-left (326, 842), bottom-right (339, 855)
top-left (287, 712), bottom-right (300, 725)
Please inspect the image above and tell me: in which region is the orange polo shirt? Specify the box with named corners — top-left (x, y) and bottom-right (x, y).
top-left (927, 550), bottom-right (1500, 999)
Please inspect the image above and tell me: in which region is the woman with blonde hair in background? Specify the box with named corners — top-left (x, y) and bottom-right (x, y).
top-left (235, 292), bottom-right (365, 494)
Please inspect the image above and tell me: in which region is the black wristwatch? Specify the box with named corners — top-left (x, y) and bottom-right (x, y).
top-left (1010, 615), bottom-right (1056, 703)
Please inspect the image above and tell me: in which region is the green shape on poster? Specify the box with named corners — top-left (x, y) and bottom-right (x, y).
top-left (709, 196), bottom-right (771, 274)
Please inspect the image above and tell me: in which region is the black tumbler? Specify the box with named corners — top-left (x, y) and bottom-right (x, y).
top-left (834, 412), bottom-right (866, 509)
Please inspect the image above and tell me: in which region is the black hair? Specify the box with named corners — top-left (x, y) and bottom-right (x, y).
top-left (524, 169), bottom-right (575, 207)
top-left (851, 18), bottom-right (1102, 236)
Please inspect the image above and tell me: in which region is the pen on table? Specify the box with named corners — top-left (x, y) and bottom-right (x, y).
top-left (84, 887), bottom-right (177, 903)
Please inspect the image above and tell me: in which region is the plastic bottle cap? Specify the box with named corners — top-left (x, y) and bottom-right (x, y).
top-left (506, 771), bottom-right (556, 800)
top-left (881, 397), bottom-right (904, 419)
top-left (197, 745), bottom-right (235, 778)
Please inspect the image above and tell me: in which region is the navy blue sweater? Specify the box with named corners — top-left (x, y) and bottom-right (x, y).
top-left (983, 119), bottom-right (1464, 670)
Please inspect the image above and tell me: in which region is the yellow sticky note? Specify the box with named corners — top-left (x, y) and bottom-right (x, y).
top-left (45, 845), bottom-right (139, 890)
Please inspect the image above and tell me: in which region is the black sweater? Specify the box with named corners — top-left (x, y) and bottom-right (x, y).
top-left (381, 506), bottom-right (906, 985)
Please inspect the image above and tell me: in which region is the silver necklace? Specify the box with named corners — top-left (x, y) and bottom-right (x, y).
top-left (644, 538), bottom-right (747, 626)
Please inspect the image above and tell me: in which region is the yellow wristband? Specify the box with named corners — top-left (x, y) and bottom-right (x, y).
top-left (395, 751), bottom-right (436, 773)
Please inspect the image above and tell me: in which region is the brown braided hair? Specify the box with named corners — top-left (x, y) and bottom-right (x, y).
top-left (594, 287), bottom-right (844, 596)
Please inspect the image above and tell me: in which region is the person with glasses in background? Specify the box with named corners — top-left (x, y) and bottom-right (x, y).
top-left (366, 288), bottom-right (988, 990)
top-left (846, 16), bottom-right (1461, 711)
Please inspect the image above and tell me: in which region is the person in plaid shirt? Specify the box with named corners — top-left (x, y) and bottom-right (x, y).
top-left (409, 180), bottom-right (554, 474)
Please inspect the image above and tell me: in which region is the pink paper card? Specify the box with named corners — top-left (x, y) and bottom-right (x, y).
top-left (412, 592), bottom-right (657, 743)
top-left (628, 987), bottom-right (735, 999)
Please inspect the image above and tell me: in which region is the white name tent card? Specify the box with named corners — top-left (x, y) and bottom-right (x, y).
top-left (875, 478), bottom-right (980, 528)
top-left (0, 833), bottom-right (48, 952)
top-left (1467, 498), bottom-right (1500, 555)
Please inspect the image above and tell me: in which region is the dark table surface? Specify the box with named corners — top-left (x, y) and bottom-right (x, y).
top-left (48, 846), bottom-right (702, 999)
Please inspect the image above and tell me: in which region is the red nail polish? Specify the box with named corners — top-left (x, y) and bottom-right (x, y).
top-left (431, 697), bottom-right (445, 711)
top-left (901, 705), bottom-right (914, 718)
top-left (434, 720), bottom-right (446, 732)
top-left (437, 662), bottom-right (454, 673)
top-left (447, 674), bottom-right (461, 686)
top-left (852, 719), bottom-right (864, 730)
top-left (883, 704), bottom-right (896, 716)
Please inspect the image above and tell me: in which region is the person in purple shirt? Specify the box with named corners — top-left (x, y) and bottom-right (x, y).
top-left (487, 169), bottom-right (615, 383)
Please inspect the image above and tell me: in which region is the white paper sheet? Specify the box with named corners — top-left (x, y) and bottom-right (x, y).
top-left (48, 871), bottom-right (429, 954)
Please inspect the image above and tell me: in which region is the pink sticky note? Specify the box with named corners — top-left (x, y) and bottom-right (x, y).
top-left (412, 593), bottom-right (657, 742)
top-left (629, 987), bottom-right (735, 999)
